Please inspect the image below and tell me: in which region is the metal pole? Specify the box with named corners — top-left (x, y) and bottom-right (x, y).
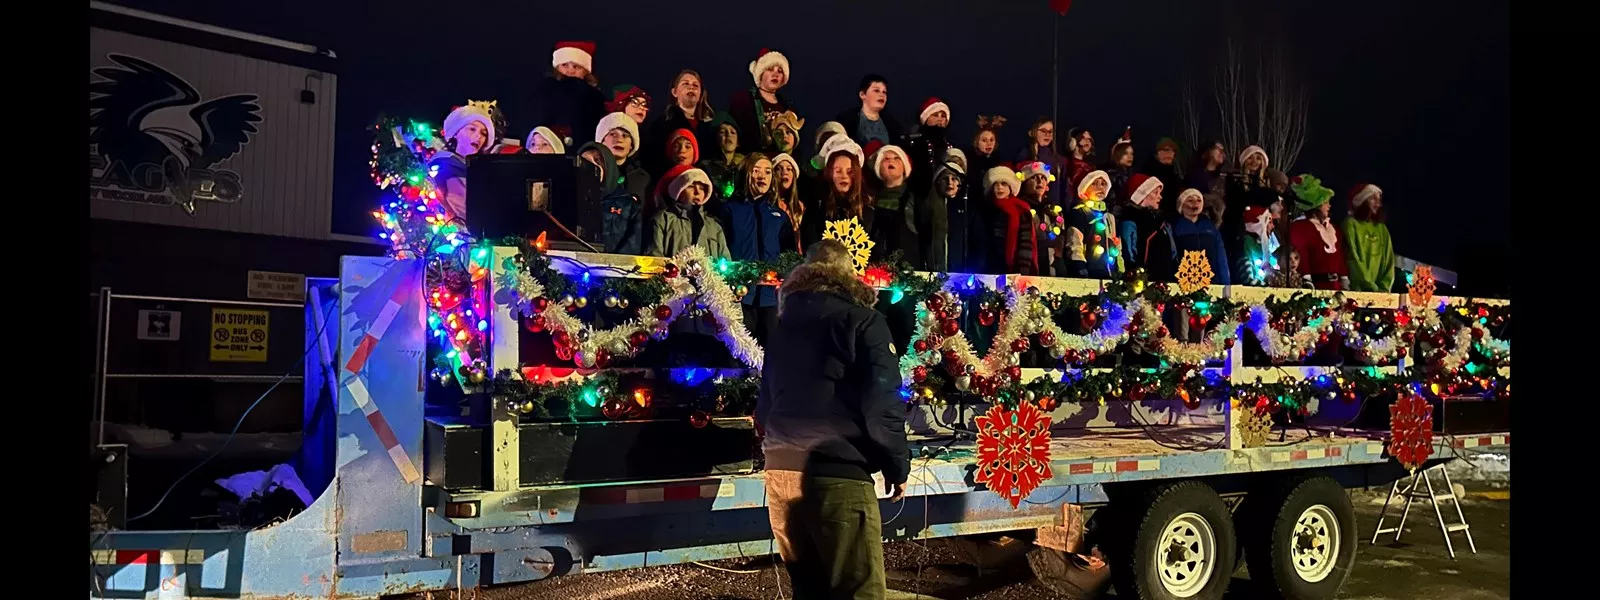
top-left (1051, 15), bottom-right (1060, 126)
top-left (95, 286), bottom-right (112, 449)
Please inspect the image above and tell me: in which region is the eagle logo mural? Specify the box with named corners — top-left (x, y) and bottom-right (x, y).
top-left (89, 54), bottom-right (263, 215)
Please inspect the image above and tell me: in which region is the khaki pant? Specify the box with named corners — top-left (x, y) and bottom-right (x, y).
top-left (765, 469), bottom-right (886, 600)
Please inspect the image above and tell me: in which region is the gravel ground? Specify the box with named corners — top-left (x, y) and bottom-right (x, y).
top-left (399, 487), bottom-right (1509, 600)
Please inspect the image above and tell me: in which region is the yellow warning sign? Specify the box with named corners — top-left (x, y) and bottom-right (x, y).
top-left (209, 308), bottom-right (269, 362)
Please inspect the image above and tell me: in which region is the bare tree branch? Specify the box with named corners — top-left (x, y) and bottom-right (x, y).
top-left (1179, 74), bottom-right (1202, 153)
top-left (1203, 33), bottom-right (1310, 173)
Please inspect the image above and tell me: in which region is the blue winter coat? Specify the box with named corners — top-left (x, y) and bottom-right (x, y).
top-left (1146, 215), bottom-right (1232, 286)
top-left (721, 194), bottom-right (792, 307)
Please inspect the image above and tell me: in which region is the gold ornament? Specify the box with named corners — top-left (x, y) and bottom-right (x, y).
top-left (822, 217), bottom-right (875, 275)
top-left (1175, 250), bottom-right (1214, 294)
top-left (1408, 265), bottom-right (1436, 307)
top-left (1235, 407), bottom-right (1273, 448)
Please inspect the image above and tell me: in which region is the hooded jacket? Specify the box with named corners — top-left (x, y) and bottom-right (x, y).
top-left (646, 200), bottom-right (729, 259)
top-left (576, 141), bottom-right (645, 254)
top-left (756, 262), bottom-right (909, 484)
top-left (1145, 214), bottom-right (1232, 286)
top-left (722, 192), bottom-right (794, 307)
top-left (918, 167), bottom-right (989, 274)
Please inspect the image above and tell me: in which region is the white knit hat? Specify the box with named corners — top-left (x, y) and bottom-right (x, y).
top-left (770, 153), bottom-right (800, 179)
top-left (594, 112), bottom-right (640, 157)
top-left (664, 167), bottom-right (712, 202)
top-left (813, 121), bottom-right (847, 150)
top-left (984, 166), bottom-right (1021, 197)
top-left (1238, 145), bottom-right (1269, 170)
top-left (443, 104), bottom-right (495, 145)
top-left (814, 135), bottom-right (863, 170)
top-left (551, 41), bottom-right (595, 73)
top-left (1076, 169), bottom-right (1111, 200)
top-left (869, 144), bottom-right (912, 181)
top-left (942, 148), bottom-right (968, 172)
top-left (1015, 161), bottom-right (1056, 184)
top-left (525, 126), bottom-right (567, 155)
top-left (1178, 188), bottom-right (1205, 205)
top-left (748, 49), bottom-right (790, 86)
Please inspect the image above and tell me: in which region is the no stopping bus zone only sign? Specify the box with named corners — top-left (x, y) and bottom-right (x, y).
top-left (210, 308), bottom-right (269, 362)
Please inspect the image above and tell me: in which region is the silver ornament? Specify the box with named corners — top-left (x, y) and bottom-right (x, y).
top-left (576, 351), bottom-right (596, 368)
top-left (1023, 391), bottom-right (1037, 401)
top-left (576, 329), bottom-right (591, 343)
top-left (964, 364), bottom-right (977, 375)
top-left (955, 375), bottom-right (972, 392)
top-left (946, 303), bottom-right (963, 319)
top-left (560, 294), bottom-right (575, 305)
top-left (1049, 344), bottom-right (1067, 359)
top-left (609, 340), bottom-right (631, 355)
top-left (619, 297), bottom-right (631, 309)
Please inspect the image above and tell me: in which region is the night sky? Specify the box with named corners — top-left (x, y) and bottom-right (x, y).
top-left (104, 0), bottom-right (1509, 291)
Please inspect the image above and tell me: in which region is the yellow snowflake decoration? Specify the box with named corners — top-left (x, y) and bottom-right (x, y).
top-left (1233, 400), bottom-right (1273, 449)
top-left (1408, 264), bottom-right (1436, 307)
top-left (1175, 250), bottom-right (1214, 294)
top-left (823, 217), bottom-right (874, 275)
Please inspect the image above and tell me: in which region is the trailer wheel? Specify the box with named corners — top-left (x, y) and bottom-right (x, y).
top-left (1241, 476), bottom-right (1357, 600)
top-left (1109, 481), bottom-right (1237, 600)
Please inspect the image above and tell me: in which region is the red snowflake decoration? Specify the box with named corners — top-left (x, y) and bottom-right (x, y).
top-left (974, 402), bottom-right (1054, 509)
top-left (1388, 393), bottom-right (1435, 472)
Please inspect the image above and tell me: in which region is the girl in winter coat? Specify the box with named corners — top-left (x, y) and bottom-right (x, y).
top-left (1144, 188), bottom-right (1231, 286)
top-left (968, 115), bottom-right (1005, 195)
top-left (646, 165), bottom-right (729, 258)
top-left (1342, 183), bottom-right (1396, 292)
top-left (770, 153), bottom-right (805, 252)
top-left (864, 143), bottom-right (920, 265)
top-left (526, 42), bottom-right (608, 147)
top-left (1014, 162), bottom-right (1066, 275)
top-left (1063, 170), bottom-right (1125, 279)
top-left (918, 160), bottom-right (987, 274)
top-left (1185, 140), bottom-right (1227, 197)
top-left (985, 166), bottom-right (1038, 275)
top-left (802, 141), bottom-right (870, 247)
top-left (1104, 141), bottom-right (1137, 212)
top-left (1016, 117), bottom-right (1069, 208)
top-left (429, 103), bottom-right (495, 225)
top-left (1286, 174), bottom-right (1349, 290)
top-left (1119, 174), bottom-right (1164, 268)
top-left (720, 154), bottom-right (792, 342)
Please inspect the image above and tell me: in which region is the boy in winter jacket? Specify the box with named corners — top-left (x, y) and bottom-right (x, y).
top-left (699, 113), bottom-right (746, 207)
top-left (1342, 183), bottom-right (1396, 292)
top-left (429, 103), bottom-right (496, 225)
top-left (905, 98), bottom-right (953, 200)
top-left (594, 113), bottom-right (650, 255)
top-left (1286, 174), bottom-right (1349, 290)
top-left (646, 165), bottom-right (729, 258)
top-left (865, 143), bottom-right (920, 265)
top-left (1063, 170), bottom-right (1125, 279)
top-left (1145, 189), bottom-right (1231, 286)
top-left (721, 154), bottom-right (792, 343)
top-left (1119, 174), bottom-right (1164, 267)
top-left (919, 160), bottom-right (987, 273)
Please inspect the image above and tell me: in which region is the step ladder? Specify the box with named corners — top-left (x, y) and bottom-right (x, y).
top-left (1370, 463), bottom-right (1477, 558)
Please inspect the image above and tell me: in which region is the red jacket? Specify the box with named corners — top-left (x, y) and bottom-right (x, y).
top-left (1288, 217), bottom-right (1349, 290)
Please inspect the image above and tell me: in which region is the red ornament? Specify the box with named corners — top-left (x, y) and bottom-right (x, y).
top-left (1084, 350), bottom-right (1098, 363)
top-left (912, 366), bottom-right (928, 382)
top-left (914, 339), bottom-right (931, 353)
top-left (1039, 331), bottom-right (1057, 347)
top-left (594, 349), bottom-right (611, 369)
top-left (1223, 338), bottom-right (1236, 349)
top-left (1157, 325), bottom-right (1170, 338)
top-left (654, 305), bottom-right (674, 320)
top-left (1050, 0), bottom-right (1073, 17)
top-left (534, 297), bottom-right (551, 312)
top-left (1081, 312), bottom-right (1099, 329)
top-left (1180, 388), bottom-right (1200, 410)
top-left (629, 330), bottom-right (650, 347)
top-left (926, 295), bottom-right (946, 312)
top-left (689, 410), bottom-right (711, 429)
top-left (974, 403), bottom-right (1055, 509)
top-left (1127, 385), bottom-right (1147, 402)
top-left (978, 309), bottom-right (998, 327)
top-left (940, 319), bottom-right (961, 337)
top-left (1006, 365), bottom-right (1023, 381)
top-left (1396, 347), bottom-right (1408, 358)
top-left (1254, 396), bottom-right (1272, 415)
top-left (1062, 349), bottom-right (1079, 364)
top-left (663, 263), bottom-right (680, 279)
top-left (1471, 327), bottom-right (1484, 340)
top-left (1038, 395), bottom-right (1059, 411)
top-left (1388, 393), bottom-right (1436, 472)
top-left (523, 317), bottom-right (545, 332)
top-left (552, 330), bottom-right (572, 348)
top-left (942, 350), bottom-right (962, 366)
top-left (1011, 338), bottom-right (1031, 353)
top-left (555, 345), bottom-right (575, 362)
top-left (601, 400), bottom-right (627, 420)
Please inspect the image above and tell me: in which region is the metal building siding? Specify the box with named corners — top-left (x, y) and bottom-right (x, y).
top-left (89, 27), bottom-right (337, 240)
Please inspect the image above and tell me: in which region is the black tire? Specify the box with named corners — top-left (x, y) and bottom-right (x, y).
top-left (1107, 481), bottom-right (1238, 600)
top-left (1241, 476), bottom-right (1357, 600)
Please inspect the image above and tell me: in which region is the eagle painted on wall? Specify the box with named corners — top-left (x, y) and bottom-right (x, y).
top-left (89, 54), bottom-right (263, 214)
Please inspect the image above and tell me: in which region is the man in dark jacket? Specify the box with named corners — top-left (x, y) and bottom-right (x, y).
top-left (758, 239), bottom-right (909, 600)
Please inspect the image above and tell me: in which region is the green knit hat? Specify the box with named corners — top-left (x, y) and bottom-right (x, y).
top-left (1290, 174), bottom-right (1334, 211)
top-left (709, 111), bottom-right (739, 133)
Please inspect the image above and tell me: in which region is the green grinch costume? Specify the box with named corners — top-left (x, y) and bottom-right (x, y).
top-left (1341, 183), bottom-right (1395, 292)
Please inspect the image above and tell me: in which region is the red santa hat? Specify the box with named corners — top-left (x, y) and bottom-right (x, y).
top-left (551, 41), bottom-right (596, 73)
top-left (748, 49), bottom-right (790, 86)
top-left (868, 143), bottom-right (911, 181)
top-left (1076, 169), bottom-right (1111, 201)
top-left (1243, 205), bottom-right (1272, 236)
top-left (984, 166), bottom-right (1021, 197)
top-left (1126, 174), bottom-right (1163, 209)
top-left (526, 126), bottom-right (569, 155)
top-left (606, 85), bottom-right (651, 113)
top-left (665, 128), bottom-right (700, 164)
top-left (1015, 160), bottom-right (1056, 185)
top-left (919, 97), bottom-right (951, 125)
top-left (594, 112), bottom-right (640, 157)
top-left (655, 164), bottom-right (712, 203)
top-left (1349, 183), bottom-right (1382, 209)
top-left (442, 104), bottom-right (496, 146)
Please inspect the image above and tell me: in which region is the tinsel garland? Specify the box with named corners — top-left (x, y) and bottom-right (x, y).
top-left (676, 245), bottom-right (766, 370)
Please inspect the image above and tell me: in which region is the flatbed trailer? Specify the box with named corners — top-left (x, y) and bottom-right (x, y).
top-left (88, 251), bottom-right (1509, 600)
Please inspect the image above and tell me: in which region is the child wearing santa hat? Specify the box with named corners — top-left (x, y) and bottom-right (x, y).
top-left (728, 49), bottom-right (794, 154)
top-left (919, 159), bottom-right (987, 274)
top-left (1062, 170), bottom-right (1125, 279)
top-left (1119, 174), bottom-right (1165, 268)
top-left (606, 85), bottom-right (651, 125)
top-left (645, 164), bottom-right (728, 259)
top-left (430, 102), bottom-right (496, 224)
top-left (800, 138), bottom-right (868, 247)
top-left (904, 97), bottom-right (954, 200)
top-left (1341, 183), bottom-right (1395, 292)
top-left (865, 142), bottom-right (920, 265)
top-left (984, 165), bottom-right (1038, 275)
top-left (525, 126), bottom-right (568, 156)
top-left (1234, 204), bottom-right (1282, 286)
top-left (523, 41), bottom-right (607, 147)
top-left (1286, 174), bottom-right (1348, 290)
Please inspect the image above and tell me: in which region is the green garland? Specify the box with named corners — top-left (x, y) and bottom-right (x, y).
top-left (487, 369), bottom-right (760, 422)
